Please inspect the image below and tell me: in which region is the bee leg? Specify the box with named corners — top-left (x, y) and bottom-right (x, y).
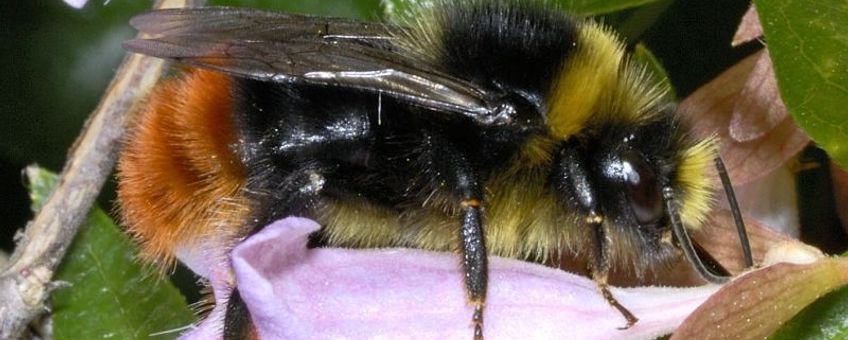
top-left (587, 214), bottom-right (639, 329)
top-left (417, 133), bottom-right (487, 339)
top-left (554, 142), bottom-right (638, 328)
top-left (460, 197), bottom-right (487, 340)
top-left (224, 288), bottom-right (257, 340)
top-left (224, 164), bottom-right (329, 339)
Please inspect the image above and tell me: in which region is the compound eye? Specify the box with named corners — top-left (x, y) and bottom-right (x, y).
top-left (620, 151), bottom-right (663, 225)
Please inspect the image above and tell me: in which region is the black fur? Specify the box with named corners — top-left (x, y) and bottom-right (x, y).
top-left (437, 1), bottom-right (579, 94)
top-left (231, 2), bottom-right (584, 228)
top-left (225, 1), bottom-right (683, 337)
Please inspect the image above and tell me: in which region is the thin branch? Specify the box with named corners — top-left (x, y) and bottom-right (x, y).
top-left (0, 0), bottom-right (203, 338)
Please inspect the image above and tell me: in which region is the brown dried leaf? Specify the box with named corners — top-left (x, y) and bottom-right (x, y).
top-left (693, 209), bottom-right (797, 274)
top-left (729, 164), bottom-right (800, 237)
top-left (733, 5), bottom-right (763, 47)
top-left (725, 117), bottom-right (808, 185)
top-left (730, 51), bottom-right (788, 142)
top-left (671, 257), bottom-right (848, 340)
top-left (679, 51), bottom-right (809, 185)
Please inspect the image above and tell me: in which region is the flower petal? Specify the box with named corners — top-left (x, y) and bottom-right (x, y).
top-left (226, 217), bottom-right (720, 339)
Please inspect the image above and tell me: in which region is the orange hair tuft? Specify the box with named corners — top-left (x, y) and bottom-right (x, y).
top-left (117, 68), bottom-right (248, 269)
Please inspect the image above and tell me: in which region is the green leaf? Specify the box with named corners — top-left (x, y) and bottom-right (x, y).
top-left (380, 0), bottom-right (422, 19)
top-left (25, 167), bottom-right (195, 340)
top-left (27, 167), bottom-right (59, 213)
top-left (771, 285), bottom-right (848, 340)
top-left (601, 0), bottom-right (672, 41)
top-left (554, 0), bottom-right (661, 15)
top-left (755, 0), bottom-right (848, 169)
top-left (381, 0), bottom-right (661, 18)
top-left (632, 43), bottom-right (677, 99)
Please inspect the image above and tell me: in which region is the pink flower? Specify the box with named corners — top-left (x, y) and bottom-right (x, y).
top-left (180, 217), bottom-right (719, 339)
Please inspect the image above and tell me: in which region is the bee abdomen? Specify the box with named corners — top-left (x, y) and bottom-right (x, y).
top-left (117, 69), bottom-right (248, 268)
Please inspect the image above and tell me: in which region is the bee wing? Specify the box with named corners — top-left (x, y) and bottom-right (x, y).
top-left (128, 7), bottom-right (392, 42)
top-left (125, 7), bottom-right (513, 124)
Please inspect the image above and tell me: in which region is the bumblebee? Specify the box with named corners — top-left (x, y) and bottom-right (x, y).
top-left (118, 1), bottom-right (751, 338)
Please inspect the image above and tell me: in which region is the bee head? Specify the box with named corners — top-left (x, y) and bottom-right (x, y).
top-left (554, 112), bottom-right (685, 238)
